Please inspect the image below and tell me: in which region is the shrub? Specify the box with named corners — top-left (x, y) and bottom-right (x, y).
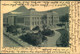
top-left (32, 26), bottom-right (40, 31)
top-left (6, 25), bottom-right (17, 33)
top-left (57, 24), bottom-right (65, 27)
top-left (3, 24), bottom-right (9, 27)
top-left (20, 32), bottom-right (47, 46)
top-left (41, 29), bottom-right (55, 36)
top-left (56, 29), bottom-right (69, 47)
top-left (22, 27), bottom-right (30, 30)
top-left (42, 36), bottom-right (47, 41)
top-left (6, 25), bottom-right (19, 35)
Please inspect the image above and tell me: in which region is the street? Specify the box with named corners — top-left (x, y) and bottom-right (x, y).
top-left (3, 35), bottom-right (22, 47)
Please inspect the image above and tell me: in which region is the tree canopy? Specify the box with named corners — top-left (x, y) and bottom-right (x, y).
top-left (60, 14), bottom-right (69, 22)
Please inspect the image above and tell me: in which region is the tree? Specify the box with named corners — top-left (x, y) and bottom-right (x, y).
top-left (32, 26), bottom-right (40, 31)
top-left (59, 14), bottom-right (69, 29)
top-left (41, 29), bottom-right (55, 36)
top-left (41, 14), bottom-right (47, 30)
top-left (60, 14), bottom-right (69, 22)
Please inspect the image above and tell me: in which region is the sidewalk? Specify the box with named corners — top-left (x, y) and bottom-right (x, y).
top-left (3, 31), bottom-right (32, 47)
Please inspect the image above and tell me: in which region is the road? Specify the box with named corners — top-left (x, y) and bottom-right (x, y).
top-left (3, 35), bottom-right (22, 47)
top-left (46, 31), bottom-right (61, 47)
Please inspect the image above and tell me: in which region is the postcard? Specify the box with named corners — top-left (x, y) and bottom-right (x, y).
top-left (0, 1), bottom-right (80, 54)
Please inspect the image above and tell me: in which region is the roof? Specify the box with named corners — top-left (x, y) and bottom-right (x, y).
top-left (12, 6), bottom-right (29, 12)
top-left (11, 6), bottom-right (30, 16)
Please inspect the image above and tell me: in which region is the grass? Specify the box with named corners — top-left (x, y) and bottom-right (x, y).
top-left (56, 29), bottom-right (69, 47)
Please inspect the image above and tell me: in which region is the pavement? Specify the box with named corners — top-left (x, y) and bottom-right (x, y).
top-left (3, 35), bottom-right (21, 47)
top-left (45, 30), bottom-right (61, 47)
top-left (3, 32), bottom-right (32, 47)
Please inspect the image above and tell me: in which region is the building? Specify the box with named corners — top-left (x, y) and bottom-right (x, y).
top-left (3, 6), bottom-right (60, 30)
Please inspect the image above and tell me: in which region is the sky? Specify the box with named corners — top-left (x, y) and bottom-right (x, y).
top-left (1, 1), bottom-right (67, 13)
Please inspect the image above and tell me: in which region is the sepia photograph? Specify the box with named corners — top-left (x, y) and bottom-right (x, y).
top-left (3, 5), bottom-right (69, 47)
top-left (1, 1), bottom-right (80, 54)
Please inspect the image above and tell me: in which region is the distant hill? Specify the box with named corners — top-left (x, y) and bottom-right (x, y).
top-left (45, 7), bottom-right (69, 17)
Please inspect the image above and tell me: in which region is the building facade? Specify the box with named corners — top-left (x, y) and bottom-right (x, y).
top-left (3, 6), bottom-right (59, 30)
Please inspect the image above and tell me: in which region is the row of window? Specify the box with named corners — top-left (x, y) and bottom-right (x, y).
top-left (32, 17), bottom-right (53, 21)
top-left (25, 21), bottom-right (30, 25)
top-left (25, 17), bottom-right (30, 20)
top-left (32, 20), bottom-right (54, 26)
top-left (16, 18), bottom-right (24, 23)
top-left (32, 21), bottom-right (42, 26)
top-left (24, 16), bottom-right (57, 21)
top-left (32, 17), bottom-right (42, 20)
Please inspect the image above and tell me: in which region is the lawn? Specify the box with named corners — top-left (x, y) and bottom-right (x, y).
top-left (56, 29), bottom-right (69, 47)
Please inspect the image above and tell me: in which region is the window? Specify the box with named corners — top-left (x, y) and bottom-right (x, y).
top-left (40, 22), bottom-right (42, 24)
top-left (37, 21), bottom-right (39, 25)
top-left (49, 20), bottom-right (51, 24)
top-left (25, 17), bottom-right (30, 25)
top-left (24, 17), bottom-right (30, 21)
top-left (25, 20), bottom-right (30, 25)
top-left (35, 17), bottom-right (36, 20)
top-left (49, 17), bottom-right (51, 19)
top-left (35, 22), bottom-right (36, 25)
top-left (32, 17), bottom-right (34, 20)
top-left (16, 18), bottom-right (24, 23)
top-left (37, 17), bottom-right (39, 20)
top-left (32, 22), bottom-right (34, 26)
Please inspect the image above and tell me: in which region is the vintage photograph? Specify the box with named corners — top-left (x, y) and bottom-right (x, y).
top-left (3, 5), bottom-right (69, 47)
